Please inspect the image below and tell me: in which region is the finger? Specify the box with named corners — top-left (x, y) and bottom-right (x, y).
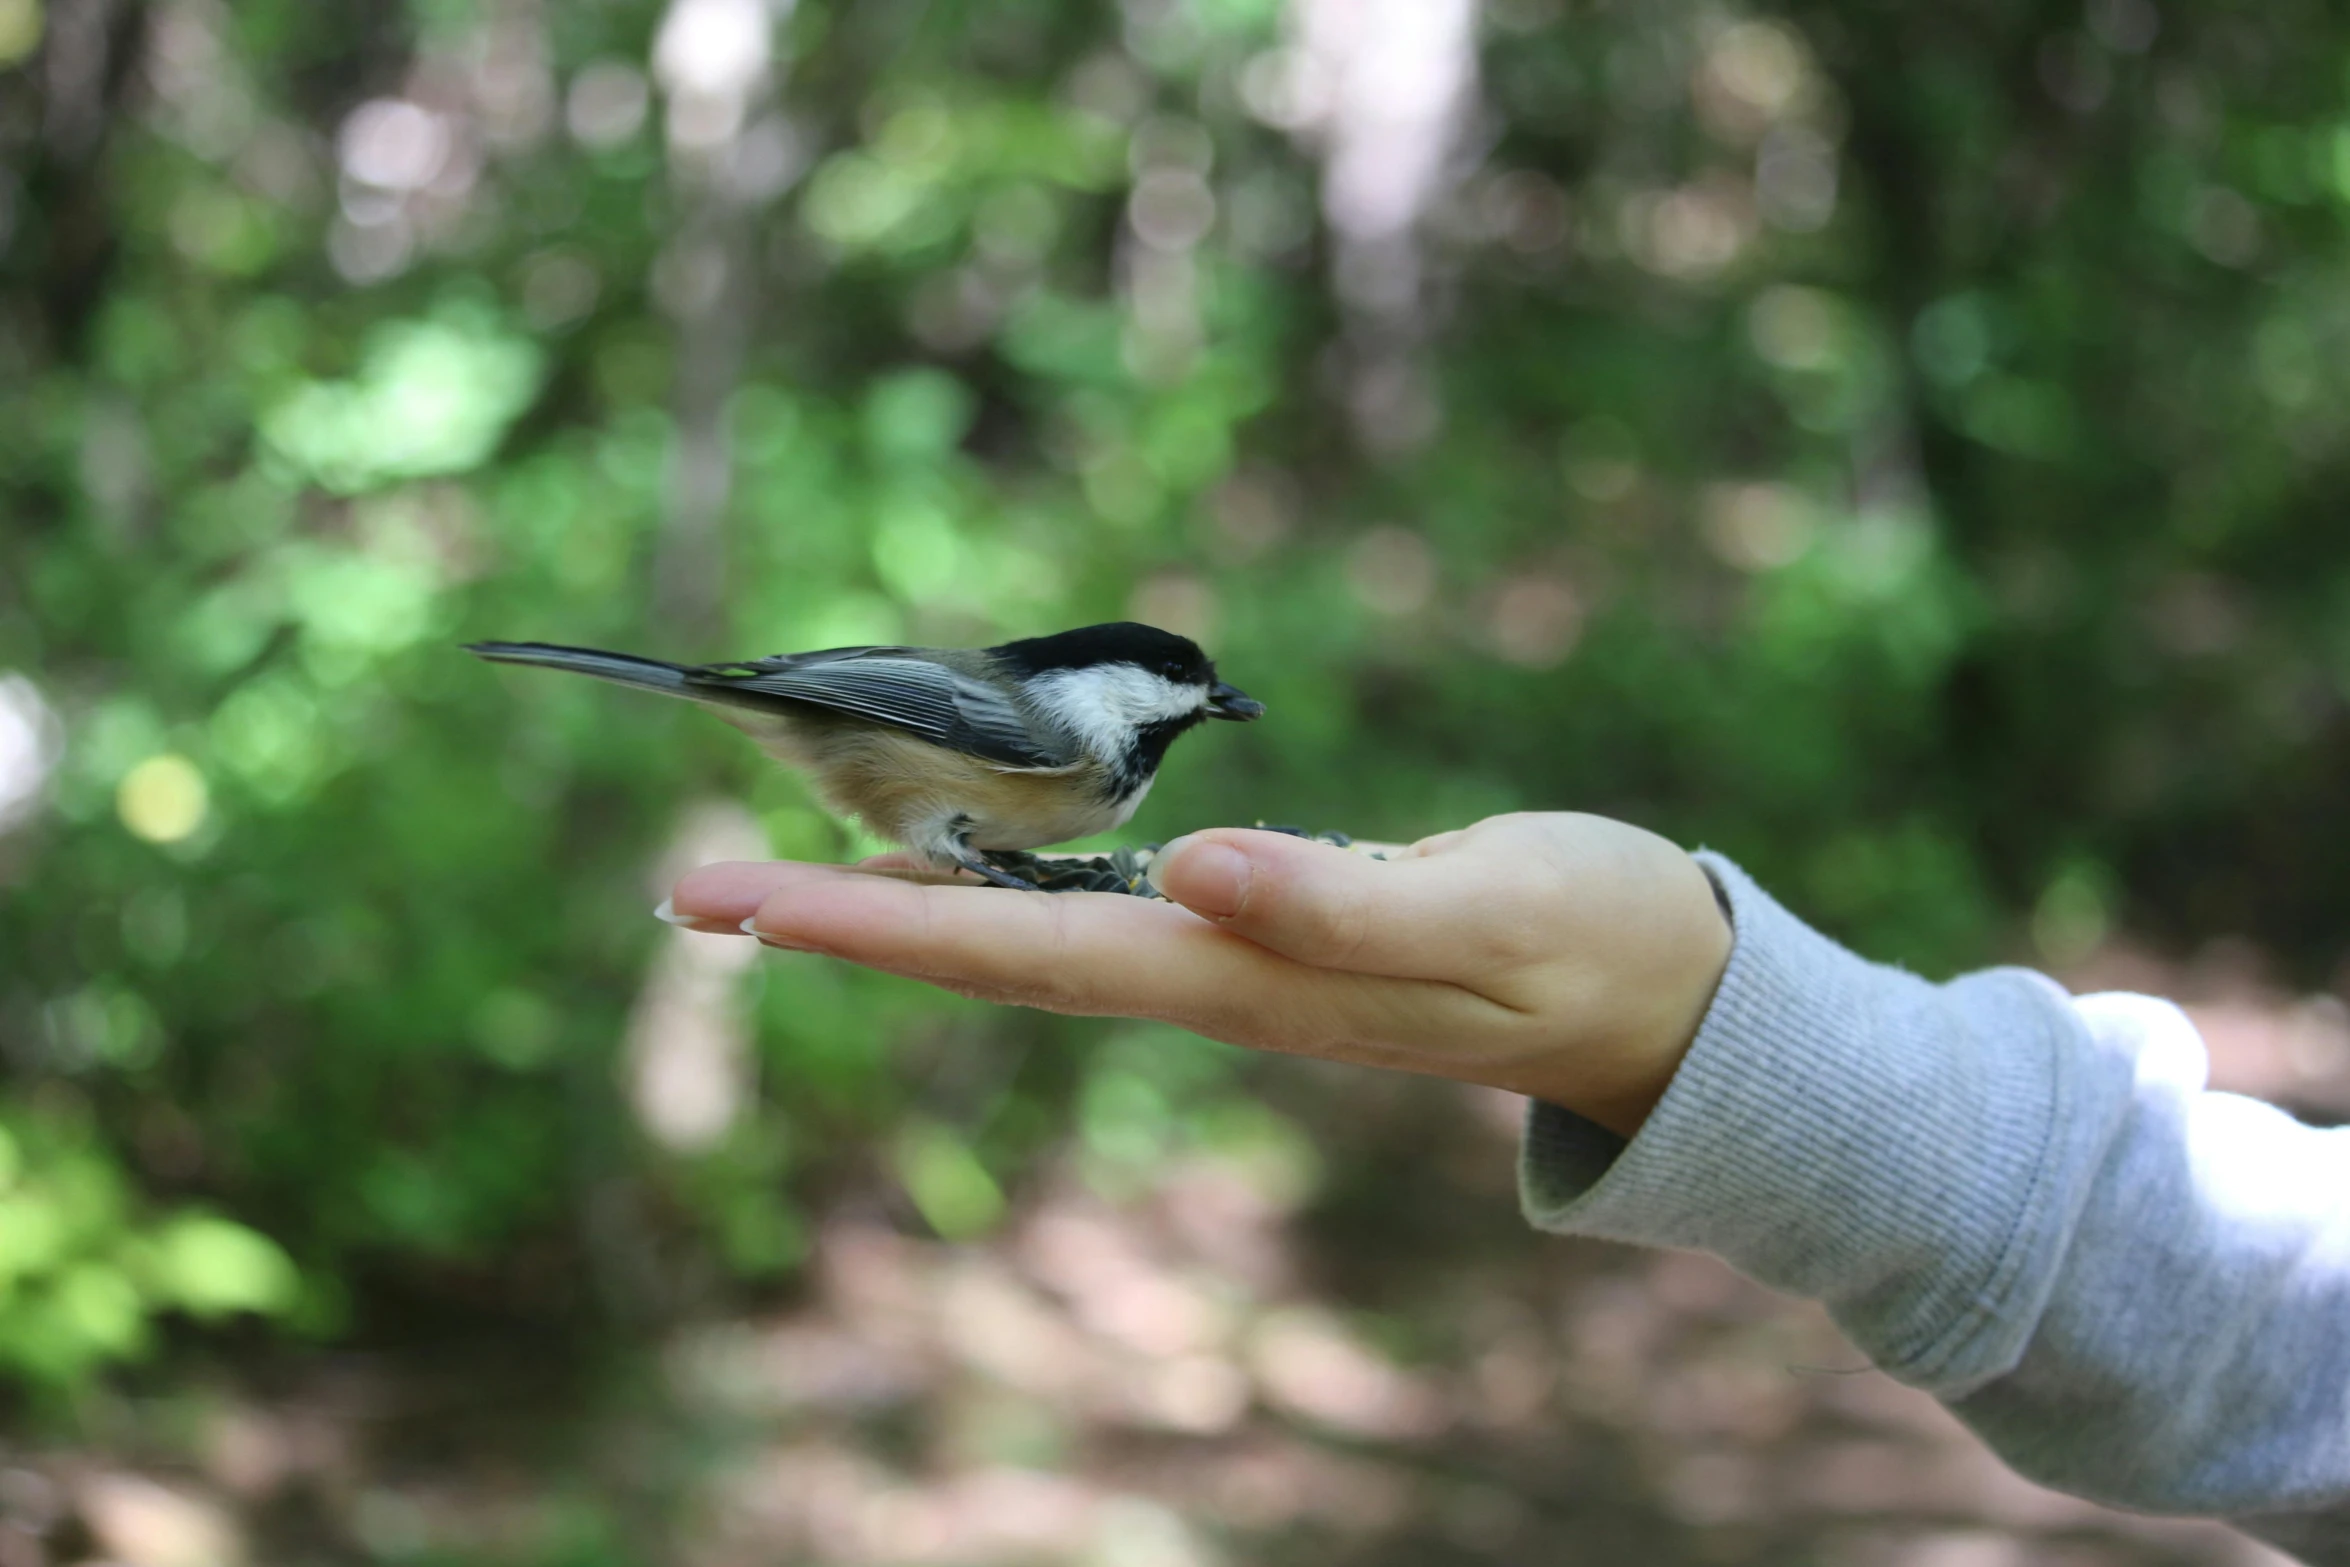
top-left (668, 857), bottom-right (975, 931)
top-left (1148, 829), bottom-right (1557, 984)
top-left (666, 860), bottom-right (843, 931)
top-left (852, 853), bottom-right (982, 886)
top-left (853, 850), bottom-right (981, 879)
top-left (741, 865), bottom-right (1512, 1064)
top-left (665, 860), bottom-right (944, 934)
top-left (855, 851), bottom-right (927, 872)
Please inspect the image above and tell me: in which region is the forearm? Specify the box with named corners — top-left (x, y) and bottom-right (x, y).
top-left (1943, 1000), bottom-right (2350, 1553)
top-left (1520, 855), bottom-right (2350, 1555)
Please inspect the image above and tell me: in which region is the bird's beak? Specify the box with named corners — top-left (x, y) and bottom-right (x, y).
top-left (1207, 682), bottom-right (1265, 721)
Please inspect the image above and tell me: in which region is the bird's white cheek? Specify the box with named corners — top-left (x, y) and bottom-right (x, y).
top-left (1029, 667), bottom-right (1196, 752)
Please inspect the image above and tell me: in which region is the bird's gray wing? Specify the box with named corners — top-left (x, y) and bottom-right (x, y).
top-left (685, 650), bottom-right (1070, 769)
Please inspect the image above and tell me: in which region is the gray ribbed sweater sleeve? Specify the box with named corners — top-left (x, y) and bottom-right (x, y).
top-left (1520, 853), bottom-right (2350, 1562)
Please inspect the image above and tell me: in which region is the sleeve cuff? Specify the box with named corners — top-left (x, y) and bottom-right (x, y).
top-left (1518, 851), bottom-right (2118, 1396)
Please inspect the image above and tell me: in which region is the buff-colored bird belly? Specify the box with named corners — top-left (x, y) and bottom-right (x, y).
top-left (733, 716), bottom-right (1144, 863)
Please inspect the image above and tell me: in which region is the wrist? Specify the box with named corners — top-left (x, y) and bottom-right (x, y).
top-left (1518, 850), bottom-right (1734, 1139)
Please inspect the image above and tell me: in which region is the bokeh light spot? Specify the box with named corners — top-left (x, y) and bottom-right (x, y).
top-left (117, 755), bottom-right (210, 845)
top-left (1345, 527), bottom-right (1436, 616)
top-left (0, 673), bottom-right (62, 832)
top-left (0, 0), bottom-right (42, 66)
top-left (1486, 578), bottom-right (1584, 667)
top-left (1703, 483), bottom-right (1815, 572)
top-left (1748, 285), bottom-right (1841, 370)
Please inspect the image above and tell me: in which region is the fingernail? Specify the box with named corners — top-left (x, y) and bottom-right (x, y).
top-left (1161, 837), bottom-right (1251, 919)
top-left (739, 916), bottom-right (811, 951)
top-left (1140, 835), bottom-right (1193, 900)
top-left (655, 897), bottom-right (745, 935)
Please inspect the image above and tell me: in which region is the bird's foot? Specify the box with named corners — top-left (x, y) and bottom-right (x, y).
top-left (951, 849), bottom-right (1044, 892)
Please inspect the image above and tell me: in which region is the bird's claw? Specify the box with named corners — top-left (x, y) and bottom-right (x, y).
top-left (953, 851), bottom-right (1045, 892)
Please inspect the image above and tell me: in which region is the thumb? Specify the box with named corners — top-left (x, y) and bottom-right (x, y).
top-left (1149, 829), bottom-right (1524, 981)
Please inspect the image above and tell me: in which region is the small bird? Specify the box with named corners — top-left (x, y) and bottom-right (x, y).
top-left (464, 622), bottom-right (1263, 890)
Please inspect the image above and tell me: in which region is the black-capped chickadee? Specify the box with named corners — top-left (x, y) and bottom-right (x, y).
top-left (464, 622), bottom-right (1263, 890)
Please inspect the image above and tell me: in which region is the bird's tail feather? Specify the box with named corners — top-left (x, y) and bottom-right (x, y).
top-left (464, 641), bottom-right (694, 696)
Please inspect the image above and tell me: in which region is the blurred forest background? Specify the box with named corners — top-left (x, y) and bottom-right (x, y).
top-left (3, 0), bottom-right (2348, 1561)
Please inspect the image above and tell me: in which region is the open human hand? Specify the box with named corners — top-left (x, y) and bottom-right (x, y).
top-left (664, 813), bottom-right (1733, 1138)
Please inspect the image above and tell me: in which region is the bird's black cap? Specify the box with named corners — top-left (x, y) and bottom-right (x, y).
top-left (990, 622), bottom-right (1214, 685)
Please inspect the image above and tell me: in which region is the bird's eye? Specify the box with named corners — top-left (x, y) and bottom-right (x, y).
top-left (1159, 659), bottom-right (1186, 681)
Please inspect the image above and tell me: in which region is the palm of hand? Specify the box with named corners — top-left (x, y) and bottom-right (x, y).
top-left (668, 812), bottom-right (1732, 1138)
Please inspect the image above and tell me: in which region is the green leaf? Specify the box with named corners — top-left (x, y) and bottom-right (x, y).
top-left (150, 1215), bottom-right (301, 1319)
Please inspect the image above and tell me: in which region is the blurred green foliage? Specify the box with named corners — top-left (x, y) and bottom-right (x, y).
top-left (1, 0), bottom-right (2347, 1414)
